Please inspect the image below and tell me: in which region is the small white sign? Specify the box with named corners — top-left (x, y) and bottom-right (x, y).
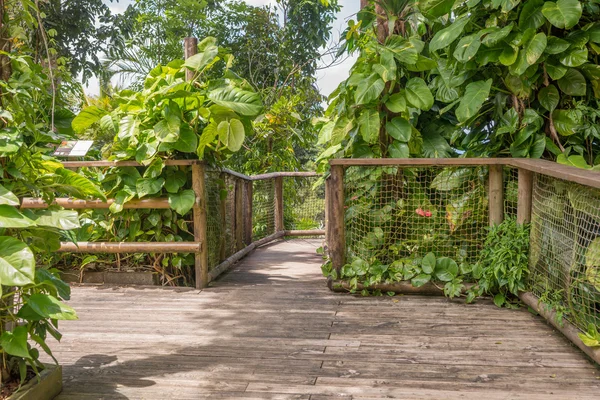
top-left (54, 140), bottom-right (94, 157)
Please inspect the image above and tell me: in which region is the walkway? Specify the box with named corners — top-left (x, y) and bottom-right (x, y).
top-left (51, 239), bottom-right (600, 399)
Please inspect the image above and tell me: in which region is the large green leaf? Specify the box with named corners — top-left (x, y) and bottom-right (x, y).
top-left (456, 79), bottom-right (492, 123)
top-left (136, 177), bottom-right (165, 198)
top-left (117, 115), bottom-right (139, 140)
top-left (557, 68), bottom-right (587, 96)
top-left (374, 51), bottom-right (397, 82)
top-left (559, 47), bottom-right (588, 67)
top-left (0, 205), bottom-right (36, 228)
top-left (430, 15), bottom-right (471, 53)
top-left (385, 92), bottom-right (406, 113)
top-left (164, 170), bottom-right (187, 194)
top-left (585, 237), bottom-right (600, 290)
top-left (482, 24), bottom-right (514, 47)
top-left (197, 122), bottom-right (219, 159)
top-left (385, 36), bottom-right (420, 64)
top-left (538, 85), bottom-right (560, 111)
top-left (208, 86), bottom-right (262, 116)
top-left (168, 190), bottom-right (196, 215)
top-left (431, 168), bottom-right (472, 191)
top-left (453, 34), bottom-right (481, 62)
top-left (524, 32), bottom-right (547, 65)
top-left (435, 257), bottom-right (459, 282)
top-left (388, 141), bottom-right (410, 158)
top-left (358, 109), bottom-right (380, 144)
top-left (545, 36), bottom-right (571, 54)
top-left (542, 0), bottom-right (582, 29)
top-left (519, 0), bottom-right (546, 30)
top-left (0, 236), bottom-right (35, 286)
top-left (27, 293), bottom-right (78, 320)
top-left (0, 326), bottom-right (30, 358)
top-left (217, 119), bottom-right (245, 152)
top-left (546, 61), bottom-right (568, 79)
top-left (154, 111), bottom-right (181, 143)
top-left (419, 0), bottom-right (455, 17)
top-left (552, 109), bottom-right (580, 135)
top-left (53, 168), bottom-right (107, 201)
top-left (29, 210), bottom-right (80, 230)
top-left (421, 252), bottom-right (436, 274)
top-left (422, 131), bottom-right (453, 158)
top-left (386, 117), bottom-right (412, 142)
top-left (183, 42), bottom-right (218, 71)
top-left (173, 126), bottom-right (198, 153)
top-left (72, 106), bottom-right (107, 134)
top-left (355, 74), bottom-right (385, 105)
top-left (405, 78), bottom-right (434, 110)
top-left (0, 184), bottom-right (19, 206)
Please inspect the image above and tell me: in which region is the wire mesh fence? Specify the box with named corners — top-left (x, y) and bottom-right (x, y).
top-left (205, 171), bottom-right (247, 270)
top-left (504, 166), bottom-right (519, 219)
top-left (252, 178), bottom-right (276, 240)
top-left (343, 165), bottom-right (489, 264)
top-left (529, 173), bottom-right (600, 332)
top-left (284, 176), bottom-right (325, 231)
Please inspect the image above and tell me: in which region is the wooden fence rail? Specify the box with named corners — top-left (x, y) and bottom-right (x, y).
top-left (325, 157), bottom-right (600, 365)
top-left (20, 162), bottom-right (323, 289)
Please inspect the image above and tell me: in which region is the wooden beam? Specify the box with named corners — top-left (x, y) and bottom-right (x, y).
top-left (520, 292), bottom-right (600, 365)
top-left (283, 230), bottom-right (325, 236)
top-left (329, 165), bottom-right (346, 272)
top-left (329, 158), bottom-right (508, 166)
top-left (184, 37), bottom-right (198, 82)
top-left (329, 280), bottom-right (474, 295)
top-left (488, 165), bottom-right (504, 226)
top-left (21, 197), bottom-right (170, 209)
top-left (61, 160), bottom-right (200, 168)
top-left (219, 173), bottom-right (227, 261)
top-left (509, 158), bottom-right (600, 190)
top-left (274, 176), bottom-right (284, 232)
top-left (192, 163), bottom-right (208, 289)
top-left (243, 180), bottom-right (253, 245)
top-left (251, 171), bottom-right (319, 181)
top-left (58, 242), bottom-right (201, 253)
top-left (517, 168), bottom-right (534, 225)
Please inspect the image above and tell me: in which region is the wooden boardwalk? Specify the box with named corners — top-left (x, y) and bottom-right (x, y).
top-left (50, 239), bottom-right (600, 399)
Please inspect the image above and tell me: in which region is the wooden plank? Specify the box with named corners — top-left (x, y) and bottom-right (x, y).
top-left (509, 158), bottom-right (600, 190)
top-left (192, 163), bottom-right (208, 289)
top-left (61, 160), bottom-right (200, 168)
top-left (274, 176), bottom-right (284, 232)
top-left (183, 37), bottom-right (197, 81)
top-left (329, 158), bottom-right (508, 166)
top-left (252, 171), bottom-right (319, 180)
top-left (58, 241), bottom-right (201, 253)
top-left (328, 165), bottom-right (345, 272)
top-left (517, 168), bottom-right (534, 224)
top-left (219, 173), bottom-right (227, 261)
top-left (488, 164), bottom-right (504, 226)
top-left (21, 197), bottom-right (169, 209)
top-left (283, 230), bottom-right (325, 236)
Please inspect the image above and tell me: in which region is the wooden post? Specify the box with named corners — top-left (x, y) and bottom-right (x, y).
top-left (324, 177), bottom-right (330, 245)
top-left (274, 176), bottom-right (284, 232)
top-left (243, 180), bottom-right (253, 245)
top-left (517, 168), bottom-right (534, 225)
top-left (488, 165), bottom-right (504, 226)
top-left (329, 165), bottom-right (346, 272)
top-left (184, 37), bottom-right (197, 81)
top-left (235, 179), bottom-right (244, 251)
top-left (192, 163), bottom-right (208, 289)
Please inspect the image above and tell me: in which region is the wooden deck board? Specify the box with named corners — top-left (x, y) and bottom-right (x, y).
top-left (47, 239), bottom-right (600, 399)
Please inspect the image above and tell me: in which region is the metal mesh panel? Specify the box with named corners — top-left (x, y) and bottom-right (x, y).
top-left (344, 165), bottom-right (489, 264)
top-left (252, 178), bottom-right (275, 240)
top-left (529, 173), bottom-right (600, 331)
top-left (504, 166), bottom-right (519, 219)
top-left (205, 172), bottom-right (246, 270)
top-left (284, 176), bottom-right (325, 231)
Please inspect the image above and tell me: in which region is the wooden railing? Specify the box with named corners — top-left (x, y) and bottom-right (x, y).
top-left (20, 161), bottom-right (323, 289)
top-left (325, 157), bottom-right (600, 364)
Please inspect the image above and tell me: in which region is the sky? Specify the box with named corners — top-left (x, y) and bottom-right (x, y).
top-left (84, 0), bottom-right (359, 99)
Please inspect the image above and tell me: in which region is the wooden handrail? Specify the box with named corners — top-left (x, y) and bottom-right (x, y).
top-left (61, 160), bottom-right (202, 168)
top-left (328, 158), bottom-right (600, 190)
top-left (21, 198), bottom-right (170, 209)
top-left (58, 241), bottom-right (201, 253)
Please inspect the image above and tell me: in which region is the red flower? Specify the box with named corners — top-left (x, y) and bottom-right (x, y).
top-left (416, 208), bottom-right (432, 217)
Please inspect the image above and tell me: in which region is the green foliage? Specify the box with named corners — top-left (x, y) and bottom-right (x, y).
top-left (317, 0), bottom-right (600, 169)
top-left (468, 218), bottom-right (531, 307)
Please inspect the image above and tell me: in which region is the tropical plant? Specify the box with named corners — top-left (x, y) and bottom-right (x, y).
top-left (0, 5), bottom-right (105, 388)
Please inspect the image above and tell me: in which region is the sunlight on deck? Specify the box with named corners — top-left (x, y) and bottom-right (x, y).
top-left (49, 239), bottom-right (600, 399)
